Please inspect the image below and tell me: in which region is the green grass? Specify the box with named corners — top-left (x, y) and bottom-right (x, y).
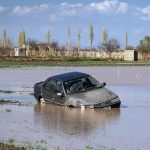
top-left (8, 137), bottom-right (15, 144)
top-left (0, 58), bottom-right (150, 68)
top-left (0, 138), bottom-right (48, 150)
top-left (0, 142), bottom-right (47, 150)
top-left (0, 89), bottom-right (14, 94)
top-left (0, 143), bottom-right (25, 150)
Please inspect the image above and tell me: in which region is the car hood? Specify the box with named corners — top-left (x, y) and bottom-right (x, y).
top-left (67, 87), bottom-right (118, 105)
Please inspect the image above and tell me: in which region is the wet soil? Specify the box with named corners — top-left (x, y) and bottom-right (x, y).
top-left (0, 66), bottom-right (150, 150)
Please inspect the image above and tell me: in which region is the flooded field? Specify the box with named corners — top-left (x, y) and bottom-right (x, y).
top-left (0, 66), bottom-right (150, 150)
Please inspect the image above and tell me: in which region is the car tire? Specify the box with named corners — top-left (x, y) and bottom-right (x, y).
top-left (40, 97), bottom-right (45, 104)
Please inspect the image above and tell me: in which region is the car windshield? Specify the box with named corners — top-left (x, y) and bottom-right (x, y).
top-left (63, 76), bottom-right (101, 94)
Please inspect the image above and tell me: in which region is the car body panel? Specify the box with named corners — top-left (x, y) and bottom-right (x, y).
top-left (42, 89), bottom-right (66, 106)
top-left (65, 87), bottom-right (117, 106)
top-left (34, 72), bottom-right (121, 108)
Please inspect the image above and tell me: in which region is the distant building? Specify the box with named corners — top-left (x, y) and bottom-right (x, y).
top-left (13, 43), bottom-right (56, 58)
top-left (124, 50), bottom-right (138, 61)
top-left (26, 43), bottom-right (53, 58)
top-left (14, 47), bottom-right (26, 57)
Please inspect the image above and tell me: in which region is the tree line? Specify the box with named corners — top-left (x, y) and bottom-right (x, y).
top-left (0, 29), bottom-right (13, 49)
top-left (0, 26), bottom-right (150, 54)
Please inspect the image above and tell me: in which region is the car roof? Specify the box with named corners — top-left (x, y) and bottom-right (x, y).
top-left (50, 72), bottom-right (89, 82)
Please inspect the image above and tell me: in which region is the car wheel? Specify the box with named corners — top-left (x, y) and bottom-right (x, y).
top-left (40, 97), bottom-right (45, 104)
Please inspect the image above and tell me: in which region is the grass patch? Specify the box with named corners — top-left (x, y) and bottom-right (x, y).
top-left (0, 100), bottom-right (19, 104)
top-left (0, 139), bottom-right (47, 150)
top-left (5, 109), bottom-right (12, 112)
top-left (0, 90), bottom-right (14, 94)
top-left (23, 140), bottom-right (47, 150)
top-left (0, 100), bottom-right (34, 107)
top-left (86, 145), bottom-right (94, 150)
top-left (1, 58), bottom-right (150, 68)
top-left (85, 144), bottom-right (116, 150)
top-left (17, 102), bottom-right (34, 107)
top-left (7, 137), bottom-right (15, 144)
top-left (0, 143), bottom-right (25, 150)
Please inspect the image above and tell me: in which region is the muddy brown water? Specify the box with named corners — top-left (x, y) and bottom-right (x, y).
top-left (0, 66), bottom-right (150, 150)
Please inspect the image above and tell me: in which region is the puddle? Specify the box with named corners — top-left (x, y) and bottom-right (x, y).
top-left (0, 66), bottom-right (150, 150)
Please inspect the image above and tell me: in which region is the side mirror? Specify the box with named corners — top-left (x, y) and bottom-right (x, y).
top-left (101, 82), bottom-right (106, 87)
top-left (57, 93), bottom-right (62, 96)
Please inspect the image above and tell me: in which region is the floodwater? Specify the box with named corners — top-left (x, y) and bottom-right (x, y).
top-left (0, 66), bottom-right (150, 150)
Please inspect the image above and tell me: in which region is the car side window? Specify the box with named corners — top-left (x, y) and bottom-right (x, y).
top-left (54, 81), bottom-right (63, 93)
top-left (43, 79), bottom-right (56, 92)
top-left (44, 79), bottom-right (63, 93)
top-left (64, 80), bottom-right (83, 94)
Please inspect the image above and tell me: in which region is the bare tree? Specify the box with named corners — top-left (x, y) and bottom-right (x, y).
top-left (77, 28), bottom-right (81, 52)
top-left (2, 29), bottom-right (7, 49)
top-left (126, 45), bottom-right (134, 50)
top-left (45, 29), bottom-right (51, 45)
top-left (18, 30), bottom-right (26, 48)
top-left (7, 38), bottom-right (12, 49)
top-left (136, 35), bottom-right (150, 60)
top-left (22, 30), bottom-right (26, 45)
top-left (18, 32), bottom-right (22, 47)
top-left (88, 25), bottom-right (94, 50)
top-left (11, 39), bottom-right (14, 49)
top-left (50, 41), bottom-right (59, 57)
top-left (67, 26), bottom-right (71, 50)
top-left (106, 38), bottom-right (120, 53)
top-left (101, 28), bottom-right (107, 47)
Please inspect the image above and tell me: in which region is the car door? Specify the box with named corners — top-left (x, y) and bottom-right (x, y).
top-left (42, 79), bottom-right (56, 102)
top-left (42, 79), bottom-right (65, 105)
top-left (53, 80), bottom-right (66, 105)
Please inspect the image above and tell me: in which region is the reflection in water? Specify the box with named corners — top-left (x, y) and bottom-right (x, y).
top-left (34, 104), bottom-right (120, 135)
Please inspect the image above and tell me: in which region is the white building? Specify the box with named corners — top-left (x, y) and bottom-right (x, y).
top-left (124, 50), bottom-right (138, 61)
top-left (14, 47), bottom-right (26, 57)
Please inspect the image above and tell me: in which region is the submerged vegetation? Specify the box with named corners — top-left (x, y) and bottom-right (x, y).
top-left (0, 142), bottom-right (116, 150)
top-left (5, 108), bottom-right (12, 112)
top-left (0, 143), bottom-right (25, 150)
top-left (0, 142), bottom-right (47, 150)
top-left (0, 100), bottom-right (34, 107)
top-left (0, 89), bottom-right (14, 94)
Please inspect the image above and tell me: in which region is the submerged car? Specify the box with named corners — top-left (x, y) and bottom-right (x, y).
top-left (34, 72), bottom-right (121, 108)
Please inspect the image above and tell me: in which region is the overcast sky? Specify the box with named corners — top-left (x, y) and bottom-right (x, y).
top-left (0, 0), bottom-right (150, 48)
